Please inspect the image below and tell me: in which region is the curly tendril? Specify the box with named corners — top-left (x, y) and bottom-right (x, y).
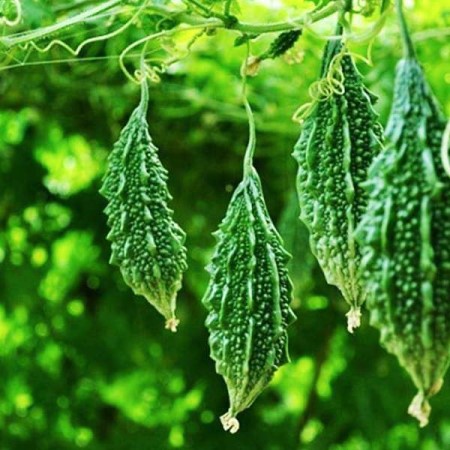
top-left (292, 46), bottom-right (347, 123)
top-left (292, 33), bottom-right (381, 125)
top-left (18, 1), bottom-right (147, 60)
top-left (120, 26), bottom-right (209, 84)
top-left (0, 0), bottom-right (21, 27)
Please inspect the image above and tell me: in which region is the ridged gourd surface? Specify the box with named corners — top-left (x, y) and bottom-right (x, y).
top-left (356, 58), bottom-right (450, 426)
top-left (293, 40), bottom-right (383, 330)
top-left (203, 167), bottom-right (296, 432)
top-left (100, 97), bottom-right (187, 331)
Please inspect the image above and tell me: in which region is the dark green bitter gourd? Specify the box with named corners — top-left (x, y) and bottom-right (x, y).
top-left (356, 1), bottom-right (450, 427)
top-left (100, 79), bottom-right (187, 332)
top-left (292, 31), bottom-right (384, 332)
top-left (242, 30), bottom-right (302, 77)
top-left (203, 99), bottom-right (296, 433)
top-left (261, 30), bottom-right (302, 60)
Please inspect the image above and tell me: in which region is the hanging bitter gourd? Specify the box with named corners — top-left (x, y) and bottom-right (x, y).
top-left (100, 79), bottom-right (187, 332)
top-left (292, 31), bottom-right (384, 332)
top-left (242, 30), bottom-right (302, 77)
top-left (203, 99), bottom-right (296, 433)
top-left (356, 1), bottom-right (450, 427)
top-left (260, 30), bottom-right (302, 60)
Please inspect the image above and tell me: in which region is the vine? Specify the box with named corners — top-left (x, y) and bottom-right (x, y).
top-left (0, 0), bottom-right (397, 90)
top-left (21, 1), bottom-right (149, 60)
top-left (0, 0), bottom-right (346, 82)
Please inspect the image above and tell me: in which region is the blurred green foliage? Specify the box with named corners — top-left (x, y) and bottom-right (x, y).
top-left (0, 1), bottom-right (450, 449)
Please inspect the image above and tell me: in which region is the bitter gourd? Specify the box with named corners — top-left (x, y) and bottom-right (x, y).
top-left (100, 79), bottom-right (187, 332)
top-left (242, 30), bottom-right (302, 77)
top-left (356, 1), bottom-right (450, 427)
top-left (203, 100), bottom-right (296, 433)
top-left (261, 30), bottom-right (302, 60)
top-left (292, 33), bottom-right (383, 331)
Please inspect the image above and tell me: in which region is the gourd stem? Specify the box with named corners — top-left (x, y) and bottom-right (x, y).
top-left (243, 98), bottom-right (256, 178)
top-left (320, 22), bottom-right (343, 77)
top-left (242, 43), bottom-right (256, 178)
top-left (138, 43), bottom-right (150, 116)
top-left (139, 77), bottom-right (150, 117)
top-left (338, 0), bottom-right (352, 34)
top-left (395, 0), bottom-right (416, 59)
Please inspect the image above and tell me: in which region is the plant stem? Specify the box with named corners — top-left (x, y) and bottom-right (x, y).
top-left (224, 0), bottom-right (233, 16)
top-left (243, 97), bottom-right (256, 178)
top-left (395, 0), bottom-right (416, 58)
top-left (159, 1), bottom-right (342, 33)
top-left (1, 0), bottom-right (122, 48)
top-left (139, 77), bottom-right (150, 117)
top-left (1, 0), bottom-right (343, 49)
top-left (138, 42), bottom-right (150, 117)
top-left (242, 43), bottom-right (256, 178)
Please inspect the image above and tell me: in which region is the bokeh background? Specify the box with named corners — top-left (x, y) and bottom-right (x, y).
top-left (1, 1), bottom-right (450, 449)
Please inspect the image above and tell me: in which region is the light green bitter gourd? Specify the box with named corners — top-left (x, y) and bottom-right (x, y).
top-left (202, 99), bottom-right (296, 433)
top-left (292, 28), bottom-right (384, 332)
top-left (356, 0), bottom-right (450, 426)
top-left (100, 79), bottom-right (187, 332)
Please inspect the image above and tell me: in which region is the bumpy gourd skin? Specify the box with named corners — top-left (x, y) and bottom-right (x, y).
top-left (356, 58), bottom-right (450, 426)
top-left (292, 40), bottom-right (383, 331)
top-left (263, 30), bottom-right (302, 59)
top-left (100, 84), bottom-right (187, 331)
top-left (203, 168), bottom-right (296, 433)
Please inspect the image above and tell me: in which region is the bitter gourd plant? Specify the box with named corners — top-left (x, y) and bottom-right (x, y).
top-left (356, 0), bottom-right (450, 427)
top-left (292, 30), bottom-right (384, 332)
top-left (202, 97), bottom-right (296, 433)
top-left (100, 79), bottom-right (188, 332)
